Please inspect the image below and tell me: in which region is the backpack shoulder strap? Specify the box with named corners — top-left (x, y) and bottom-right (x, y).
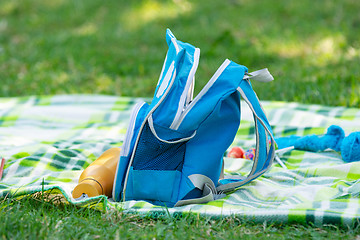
top-left (217, 70), bottom-right (276, 193)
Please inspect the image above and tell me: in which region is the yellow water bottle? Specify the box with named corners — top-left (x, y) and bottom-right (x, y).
top-left (72, 148), bottom-right (121, 199)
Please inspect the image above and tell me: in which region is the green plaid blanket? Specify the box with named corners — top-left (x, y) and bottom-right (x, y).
top-left (1, 95), bottom-right (360, 226)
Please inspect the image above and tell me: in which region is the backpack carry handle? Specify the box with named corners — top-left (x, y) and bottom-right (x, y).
top-left (217, 78), bottom-right (276, 193)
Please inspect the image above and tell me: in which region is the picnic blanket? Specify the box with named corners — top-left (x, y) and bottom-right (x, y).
top-left (1, 95), bottom-right (360, 226)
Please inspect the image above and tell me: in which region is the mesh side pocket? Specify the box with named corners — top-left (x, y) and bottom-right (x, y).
top-left (132, 122), bottom-right (187, 171)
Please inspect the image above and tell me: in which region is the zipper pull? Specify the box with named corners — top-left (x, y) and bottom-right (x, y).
top-left (244, 68), bottom-right (274, 82)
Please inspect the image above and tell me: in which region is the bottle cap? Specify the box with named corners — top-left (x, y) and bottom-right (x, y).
top-left (72, 178), bottom-right (103, 199)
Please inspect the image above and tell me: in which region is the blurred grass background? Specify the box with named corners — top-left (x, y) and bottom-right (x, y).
top-left (1, 0), bottom-right (359, 107)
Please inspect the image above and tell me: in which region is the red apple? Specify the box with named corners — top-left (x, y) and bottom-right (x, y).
top-left (227, 147), bottom-right (245, 158)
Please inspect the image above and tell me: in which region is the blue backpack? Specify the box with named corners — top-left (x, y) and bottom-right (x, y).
top-left (113, 29), bottom-right (275, 207)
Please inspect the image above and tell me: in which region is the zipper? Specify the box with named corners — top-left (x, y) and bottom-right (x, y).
top-left (170, 48), bottom-right (200, 129)
top-left (170, 59), bottom-right (231, 130)
top-left (120, 102), bottom-right (146, 157)
top-left (156, 53), bottom-right (168, 87)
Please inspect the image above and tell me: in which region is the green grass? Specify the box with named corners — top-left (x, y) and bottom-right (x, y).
top-left (1, 0), bottom-right (360, 238)
top-left (1, 0), bottom-right (359, 106)
top-left (1, 193), bottom-right (359, 239)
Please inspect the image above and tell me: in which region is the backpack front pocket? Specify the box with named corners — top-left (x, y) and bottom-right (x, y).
top-left (124, 117), bottom-right (196, 205)
top-left (127, 167), bottom-right (181, 205)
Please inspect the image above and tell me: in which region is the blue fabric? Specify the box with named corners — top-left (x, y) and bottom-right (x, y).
top-left (294, 125), bottom-right (345, 152)
top-left (177, 62), bottom-right (247, 132)
top-left (127, 167), bottom-right (181, 206)
top-left (275, 125), bottom-right (360, 163)
top-left (113, 103), bottom-right (149, 201)
top-left (181, 92), bottom-right (241, 185)
top-left (275, 135), bottom-right (301, 149)
top-left (218, 79), bottom-right (276, 186)
top-left (275, 125), bottom-right (345, 152)
top-left (132, 122), bottom-right (186, 171)
top-left (113, 29), bottom-right (274, 206)
top-left (239, 80), bottom-right (275, 174)
top-left (150, 29), bottom-right (198, 128)
top-left (341, 132), bottom-right (360, 162)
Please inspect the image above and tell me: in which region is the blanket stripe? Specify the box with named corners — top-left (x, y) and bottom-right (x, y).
top-left (0, 95), bottom-right (359, 226)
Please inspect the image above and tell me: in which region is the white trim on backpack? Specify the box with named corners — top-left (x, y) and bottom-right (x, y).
top-left (170, 59), bottom-right (231, 130)
top-left (170, 47), bottom-right (200, 129)
top-left (156, 61), bottom-right (176, 98)
top-left (148, 115), bottom-right (197, 144)
top-left (216, 85), bottom-right (276, 192)
top-left (120, 102), bottom-right (146, 157)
